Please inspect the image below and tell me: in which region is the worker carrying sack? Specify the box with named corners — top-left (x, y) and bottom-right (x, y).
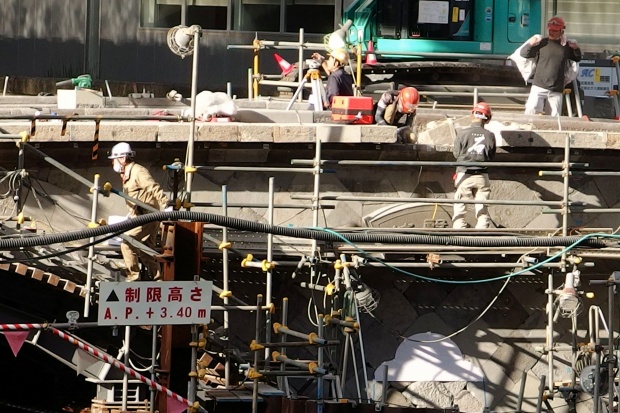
top-left (508, 35), bottom-right (578, 87)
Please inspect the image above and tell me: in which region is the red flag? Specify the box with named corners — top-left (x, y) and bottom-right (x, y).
top-left (3, 331), bottom-right (29, 357)
top-left (167, 396), bottom-right (189, 413)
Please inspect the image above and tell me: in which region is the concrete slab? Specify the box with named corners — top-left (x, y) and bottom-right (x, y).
top-left (315, 124), bottom-right (361, 143)
top-left (274, 124), bottom-right (314, 143)
top-left (238, 124), bottom-right (275, 142)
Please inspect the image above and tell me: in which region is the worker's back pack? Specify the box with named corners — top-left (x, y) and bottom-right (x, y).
top-left (331, 96), bottom-right (374, 124)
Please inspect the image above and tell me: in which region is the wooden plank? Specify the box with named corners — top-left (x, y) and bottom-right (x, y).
top-left (0, 263), bottom-right (10, 271)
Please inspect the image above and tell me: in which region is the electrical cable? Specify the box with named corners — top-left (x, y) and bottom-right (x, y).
top-left (0, 210), bottom-right (609, 251)
top-left (0, 230), bottom-right (125, 263)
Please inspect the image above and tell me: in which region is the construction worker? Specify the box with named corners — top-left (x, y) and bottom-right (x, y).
top-left (521, 16), bottom-right (581, 116)
top-left (109, 142), bottom-right (170, 281)
top-left (375, 86), bottom-right (419, 143)
top-left (452, 102), bottom-right (497, 229)
top-left (311, 48), bottom-right (354, 108)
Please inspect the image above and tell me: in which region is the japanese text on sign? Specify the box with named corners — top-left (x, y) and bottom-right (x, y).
top-left (98, 281), bottom-right (213, 326)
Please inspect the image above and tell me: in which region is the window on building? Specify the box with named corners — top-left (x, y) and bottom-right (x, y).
top-left (231, 0), bottom-right (280, 32)
top-left (141, 0), bottom-right (336, 33)
top-left (285, 0), bottom-right (334, 34)
top-left (141, 0), bottom-right (227, 30)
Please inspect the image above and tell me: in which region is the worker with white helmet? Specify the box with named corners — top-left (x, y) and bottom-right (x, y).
top-left (311, 48), bottom-right (354, 108)
top-left (109, 142), bottom-right (170, 281)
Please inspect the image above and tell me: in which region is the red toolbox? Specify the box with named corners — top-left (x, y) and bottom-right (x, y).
top-left (331, 96), bottom-right (374, 124)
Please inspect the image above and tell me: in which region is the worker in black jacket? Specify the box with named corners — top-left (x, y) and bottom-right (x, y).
top-left (520, 16), bottom-right (581, 116)
top-left (311, 48), bottom-right (354, 108)
top-left (452, 102), bottom-right (497, 229)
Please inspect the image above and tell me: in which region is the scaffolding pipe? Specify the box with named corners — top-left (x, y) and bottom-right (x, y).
top-left (227, 40), bottom-right (324, 50)
top-left (298, 29), bottom-right (305, 102)
top-left (265, 177), bottom-right (275, 359)
top-left (273, 352), bottom-right (327, 375)
top-left (254, 340), bottom-right (340, 348)
top-left (194, 165), bottom-right (332, 173)
top-left (247, 68), bottom-right (253, 100)
top-left (259, 79), bottom-right (313, 88)
top-left (0, 133), bottom-right (27, 140)
top-left (83, 174), bottom-right (100, 317)
top-left (291, 194), bottom-right (566, 206)
top-left (317, 313), bottom-right (325, 413)
top-left (280, 297), bottom-right (290, 396)
top-left (273, 323), bottom-right (328, 345)
top-left (24, 143), bottom-right (94, 189)
top-left (184, 28), bottom-right (201, 207)
top-left (192, 202), bottom-right (334, 209)
top-left (122, 326), bottom-right (131, 412)
top-left (16, 141), bottom-right (25, 224)
top-left (221, 186), bottom-right (231, 388)
top-left (253, 37), bottom-right (260, 100)
top-left (540, 170), bottom-right (620, 176)
top-left (251, 295), bottom-right (262, 413)
top-left (608, 277), bottom-right (615, 408)
top-left (573, 78), bottom-right (583, 118)
top-left (544, 207), bottom-right (620, 214)
top-left (291, 159), bottom-right (588, 168)
top-left (589, 305), bottom-right (604, 413)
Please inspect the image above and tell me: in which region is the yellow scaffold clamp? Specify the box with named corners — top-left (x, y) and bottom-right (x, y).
top-left (241, 254), bottom-right (254, 267)
top-left (19, 130), bottom-right (30, 142)
top-left (218, 241), bottom-right (232, 250)
top-left (247, 368), bottom-right (263, 380)
top-left (101, 182), bottom-right (112, 197)
top-left (218, 290), bottom-right (232, 299)
top-left (334, 260), bottom-right (351, 270)
top-left (250, 340), bottom-right (264, 351)
top-left (261, 259), bottom-right (275, 271)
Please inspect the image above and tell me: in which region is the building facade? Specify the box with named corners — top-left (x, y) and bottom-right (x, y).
top-left (0, 0), bottom-right (345, 96)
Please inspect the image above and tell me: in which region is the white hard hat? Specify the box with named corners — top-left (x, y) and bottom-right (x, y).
top-left (329, 48), bottom-right (349, 65)
top-left (108, 142), bottom-right (135, 159)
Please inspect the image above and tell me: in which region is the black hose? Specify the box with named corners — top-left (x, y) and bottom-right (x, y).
top-left (0, 211), bottom-right (609, 250)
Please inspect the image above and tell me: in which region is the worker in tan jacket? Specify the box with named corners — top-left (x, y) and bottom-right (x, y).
top-left (109, 142), bottom-right (170, 281)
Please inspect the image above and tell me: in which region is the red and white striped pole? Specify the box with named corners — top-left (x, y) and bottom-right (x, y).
top-left (0, 323), bottom-right (195, 410)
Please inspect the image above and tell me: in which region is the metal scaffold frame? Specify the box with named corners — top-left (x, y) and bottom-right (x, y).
top-left (3, 124), bottom-right (620, 413)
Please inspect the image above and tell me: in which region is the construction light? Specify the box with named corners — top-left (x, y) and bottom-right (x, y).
top-left (355, 282), bottom-right (380, 313)
top-left (558, 270), bottom-right (582, 317)
top-left (326, 19), bottom-right (353, 51)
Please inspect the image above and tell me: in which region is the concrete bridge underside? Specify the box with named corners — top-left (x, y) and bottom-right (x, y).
top-left (0, 98), bottom-right (619, 412)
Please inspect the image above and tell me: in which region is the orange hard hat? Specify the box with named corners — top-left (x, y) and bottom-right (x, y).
top-left (472, 102), bottom-right (492, 120)
top-left (398, 87), bottom-right (419, 113)
top-left (547, 17), bottom-right (565, 30)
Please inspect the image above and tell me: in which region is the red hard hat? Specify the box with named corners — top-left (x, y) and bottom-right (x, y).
top-left (399, 87), bottom-right (419, 113)
top-left (472, 102), bottom-right (492, 120)
top-left (547, 17), bottom-right (565, 30)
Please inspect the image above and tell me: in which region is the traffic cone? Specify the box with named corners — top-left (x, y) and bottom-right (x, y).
top-left (365, 41), bottom-right (378, 65)
top-left (273, 53), bottom-right (294, 76)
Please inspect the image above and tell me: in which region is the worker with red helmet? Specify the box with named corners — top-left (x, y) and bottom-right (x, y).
top-left (375, 86), bottom-right (419, 142)
top-left (452, 102), bottom-right (497, 229)
top-left (520, 16), bottom-right (581, 116)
